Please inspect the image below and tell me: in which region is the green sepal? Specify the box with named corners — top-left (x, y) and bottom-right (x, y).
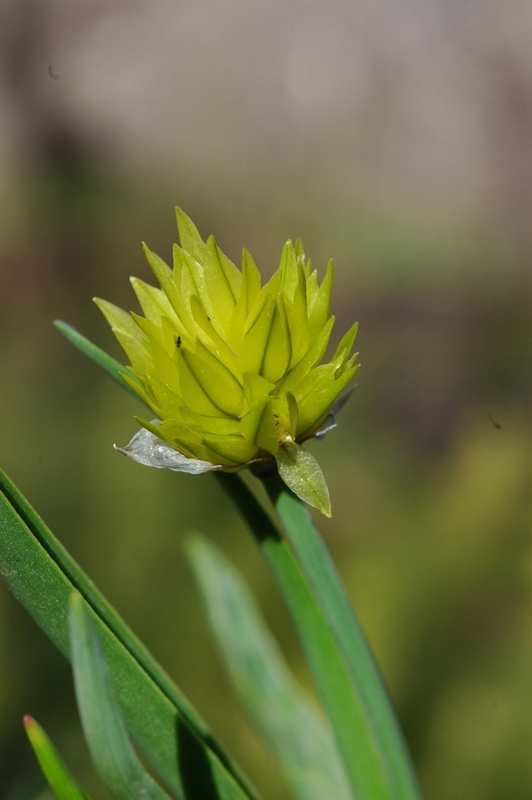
top-left (24, 715), bottom-right (91, 800)
top-left (275, 441), bottom-right (331, 517)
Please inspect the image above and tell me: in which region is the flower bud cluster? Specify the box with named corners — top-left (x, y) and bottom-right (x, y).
top-left (96, 210), bottom-right (359, 514)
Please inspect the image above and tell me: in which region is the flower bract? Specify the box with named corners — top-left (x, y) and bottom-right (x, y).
top-left (95, 209), bottom-right (359, 515)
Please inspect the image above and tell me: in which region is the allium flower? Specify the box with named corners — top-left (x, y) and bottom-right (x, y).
top-left (95, 210), bottom-right (359, 515)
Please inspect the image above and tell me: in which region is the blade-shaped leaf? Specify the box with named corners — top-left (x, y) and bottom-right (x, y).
top-left (263, 476), bottom-right (421, 800)
top-left (0, 469), bottom-right (258, 800)
top-left (187, 535), bottom-right (351, 800)
top-left (53, 321), bottom-right (141, 400)
top-left (215, 473), bottom-right (392, 800)
top-left (24, 715), bottom-right (91, 800)
top-left (69, 593), bottom-right (171, 800)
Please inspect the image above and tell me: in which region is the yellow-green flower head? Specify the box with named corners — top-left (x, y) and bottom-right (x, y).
top-left (95, 210), bottom-right (359, 516)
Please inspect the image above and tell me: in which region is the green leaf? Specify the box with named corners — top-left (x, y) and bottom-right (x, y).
top-left (69, 593), bottom-right (171, 800)
top-left (53, 321), bottom-right (141, 401)
top-left (275, 441), bottom-right (331, 517)
top-left (264, 477), bottom-right (422, 800)
top-left (187, 535), bottom-right (352, 800)
top-left (216, 473), bottom-right (393, 800)
top-left (24, 715), bottom-right (91, 800)
top-left (0, 469), bottom-right (259, 800)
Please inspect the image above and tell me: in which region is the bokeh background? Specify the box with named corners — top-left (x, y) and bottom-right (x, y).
top-left (2, 1), bottom-right (532, 798)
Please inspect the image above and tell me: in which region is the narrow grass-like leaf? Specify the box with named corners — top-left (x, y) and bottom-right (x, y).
top-left (264, 476), bottom-right (421, 800)
top-left (0, 470), bottom-right (259, 800)
top-left (53, 321), bottom-right (141, 400)
top-left (24, 715), bottom-right (91, 800)
top-left (215, 473), bottom-right (392, 800)
top-left (187, 534), bottom-right (351, 800)
top-left (69, 593), bottom-right (171, 800)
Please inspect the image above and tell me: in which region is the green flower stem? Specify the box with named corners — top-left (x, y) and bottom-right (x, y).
top-left (216, 472), bottom-right (393, 800)
top-left (263, 475), bottom-right (421, 800)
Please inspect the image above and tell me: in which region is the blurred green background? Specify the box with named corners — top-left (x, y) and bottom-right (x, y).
top-left (1, 1), bottom-right (532, 798)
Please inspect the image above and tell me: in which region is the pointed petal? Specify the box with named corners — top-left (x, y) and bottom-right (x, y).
top-left (141, 243), bottom-right (184, 324)
top-left (175, 207), bottom-right (206, 263)
top-left (200, 432), bottom-right (256, 465)
top-left (331, 322), bottom-right (359, 364)
top-left (308, 259), bottom-right (334, 338)
top-left (279, 241), bottom-right (299, 300)
top-left (242, 295), bottom-right (291, 384)
top-left (179, 340), bottom-right (244, 417)
top-left (240, 397), bottom-right (279, 455)
top-left (297, 365), bottom-right (359, 438)
top-left (242, 371), bottom-right (275, 410)
top-left (276, 316), bottom-right (335, 395)
top-left (93, 298), bottom-right (139, 339)
top-left (200, 236), bottom-right (240, 327)
top-left (130, 277), bottom-right (176, 324)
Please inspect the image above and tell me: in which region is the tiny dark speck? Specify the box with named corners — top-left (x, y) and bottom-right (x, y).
top-left (488, 412), bottom-right (501, 430)
top-left (176, 336), bottom-right (182, 349)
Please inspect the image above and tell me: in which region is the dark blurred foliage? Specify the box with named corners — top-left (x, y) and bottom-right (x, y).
top-left (1, 2), bottom-right (532, 799)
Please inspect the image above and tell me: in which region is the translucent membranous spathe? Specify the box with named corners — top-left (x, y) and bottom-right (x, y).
top-left (95, 209), bottom-right (359, 516)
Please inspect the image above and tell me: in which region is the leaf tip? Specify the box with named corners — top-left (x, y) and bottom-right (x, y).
top-left (23, 714), bottom-right (35, 730)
